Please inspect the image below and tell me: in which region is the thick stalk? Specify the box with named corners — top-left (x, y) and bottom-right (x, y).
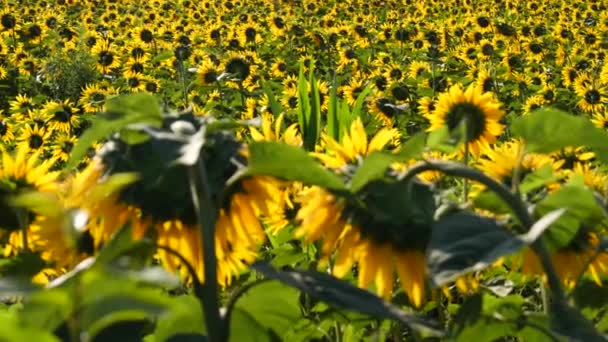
top-left (400, 160), bottom-right (567, 303)
top-left (188, 159), bottom-right (225, 342)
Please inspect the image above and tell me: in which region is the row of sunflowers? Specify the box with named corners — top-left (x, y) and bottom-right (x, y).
top-left (1, 0), bottom-right (608, 341)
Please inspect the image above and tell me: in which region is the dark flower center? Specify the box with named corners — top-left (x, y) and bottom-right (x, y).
top-left (225, 58), bottom-right (250, 81)
top-left (585, 90), bottom-right (601, 104)
top-left (1, 14), bottom-right (16, 29)
top-left (54, 107), bottom-right (72, 123)
top-left (99, 52), bottom-right (114, 66)
top-left (445, 103), bottom-right (487, 142)
top-left (29, 134), bottom-right (43, 148)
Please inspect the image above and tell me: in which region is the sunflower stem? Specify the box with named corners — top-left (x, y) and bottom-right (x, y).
top-left (462, 124), bottom-right (469, 203)
top-left (188, 159), bottom-right (225, 342)
top-left (399, 160), bottom-right (567, 304)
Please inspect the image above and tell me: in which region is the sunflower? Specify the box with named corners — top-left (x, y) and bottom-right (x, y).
top-left (519, 231), bottom-right (608, 288)
top-left (294, 180), bottom-right (438, 306)
top-left (17, 125), bottom-right (52, 154)
top-left (9, 94), bottom-right (36, 116)
top-left (92, 115), bottom-right (282, 287)
top-left (249, 113), bottom-right (302, 147)
top-left (51, 133), bottom-right (76, 163)
top-left (79, 83), bottom-right (115, 114)
top-left (196, 59), bottom-right (221, 86)
top-left (42, 100), bottom-right (80, 133)
top-left (476, 139), bottom-right (559, 190)
top-left (123, 55), bottom-right (148, 79)
top-left (0, 9), bottom-right (18, 31)
top-left (0, 120), bottom-right (14, 145)
top-left (313, 117), bottom-right (400, 170)
top-left (0, 147), bottom-right (59, 259)
top-left (23, 162), bottom-right (106, 274)
top-left (424, 84), bottom-right (504, 156)
top-left (552, 147), bottom-right (595, 171)
top-left (91, 39), bottom-right (120, 74)
top-left (369, 94), bottom-right (405, 127)
top-left (134, 26), bottom-right (155, 45)
top-left (591, 112), bottom-right (608, 130)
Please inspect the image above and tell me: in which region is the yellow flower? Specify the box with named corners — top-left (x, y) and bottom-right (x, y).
top-left (294, 186), bottom-right (430, 307)
top-left (313, 117), bottom-right (400, 169)
top-left (424, 84), bottom-right (504, 156)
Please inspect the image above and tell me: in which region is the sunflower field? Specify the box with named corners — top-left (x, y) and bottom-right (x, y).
top-left (1, 0), bottom-right (608, 341)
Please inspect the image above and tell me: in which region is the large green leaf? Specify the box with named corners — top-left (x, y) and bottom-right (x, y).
top-left (261, 80), bottom-right (283, 118)
top-left (326, 83), bottom-right (339, 141)
top-left (19, 288), bottom-right (73, 332)
top-left (535, 182), bottom-right (606, 251)
top-left (550, 300), bottom-right (604, 342)
top-left (0, 251), bottom-right (47, 279)
top-left (67, 93), bottom-right (163, 169)
top-left (450, 293), bottom-right (559, 341)
top-left (229, 280), bottom-right (300, 341)
top-left (89, 314), bottom-right (154, 342)
top-left (247, 141), bottom-right (346, 191)
top-left (351, 82), bottom-right (373, 120)
top-left (518, 164), bottom-right (562, 194)
top-left (349, 132), bottom-right (426, 192)
top-left (427, 210), bottom-right (563, 287)
top-left (511, 107), bottom-right (608, 162)
top-left (251, 262), bottom-right (443, 336)
top-left (149, 295), bottom-right (206, 341)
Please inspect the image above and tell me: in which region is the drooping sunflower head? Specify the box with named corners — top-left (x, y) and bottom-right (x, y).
top-left (295, 176), bottom-right (436, 306)
top-left (425, 83), bottom-right (505, 156)
top-left (95, 109), bottom-right (281, 286)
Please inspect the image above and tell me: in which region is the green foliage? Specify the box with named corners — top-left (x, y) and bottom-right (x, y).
top-left (41, 48), bottom-right (99, 102)
top-left (247, 141), bottom-right (346, 191)
top-left (512, 107), bottom-right (608, 162)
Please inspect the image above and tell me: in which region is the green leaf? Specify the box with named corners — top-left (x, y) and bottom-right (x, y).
top-left (229, 281), bottom-right (300, 341)
top-left (89, 173), bottom-right (139, 202)
top-left (349, 133), bottom-right (426, 193)
top-left (395, 132), bottom-right (426, 160)
top-left (9, 191), bottom-right (63, 217)
top-left (89, 314), bottom-right (153, 342)
top-left (149, 295), bottom-right (206, 341)
top-left (19, 288), bottom-right (72, 332)
top-left (326, 83), bottom-right (339, 141)
top-left (67, 93), bottom-right (163, 169)
top-left (426, 122), bottom-right (465, 153)
top-left (0, 252), bottom-right (47, 279)
top-left (519, 165), bottom-right (562, 194)
top-left (297, 65), bottom-right (312, 150)
top-left (151, 50), bottom-right (174, 64)
top-left (572, 280), bottom-right (608, 320)
top-left (95, 225), bottom-right (155, 266)
top-left (261, 81), bottom-right (283, 118)
top-left (427, 212), bottom-right (524, 286)
top-left (535, 182), bottom-right (606, 251)
top-left (511, 107), bottom-right (608, 162)
top-left (251, 262), bottom-right (443, 336)
top-left (351, 82), bottom-right (373, 120)
top-left (450, 293), bottom-right (529, 342)
top-left (337, 100), bottom-right (352, 141)
top-left (550, 300), bottom-right (604, 342)
top-left (473, 190), bottom-right (513, 216)
top-left (247, 141), bottom-right (346, 191)
top-left (349, 152), bottom-right (394, 192)
top-left (307, 67), bottom-right (321, 152)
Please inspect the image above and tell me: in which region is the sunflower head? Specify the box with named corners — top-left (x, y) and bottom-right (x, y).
top-left (425, 84), bottom-right (505, 156)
